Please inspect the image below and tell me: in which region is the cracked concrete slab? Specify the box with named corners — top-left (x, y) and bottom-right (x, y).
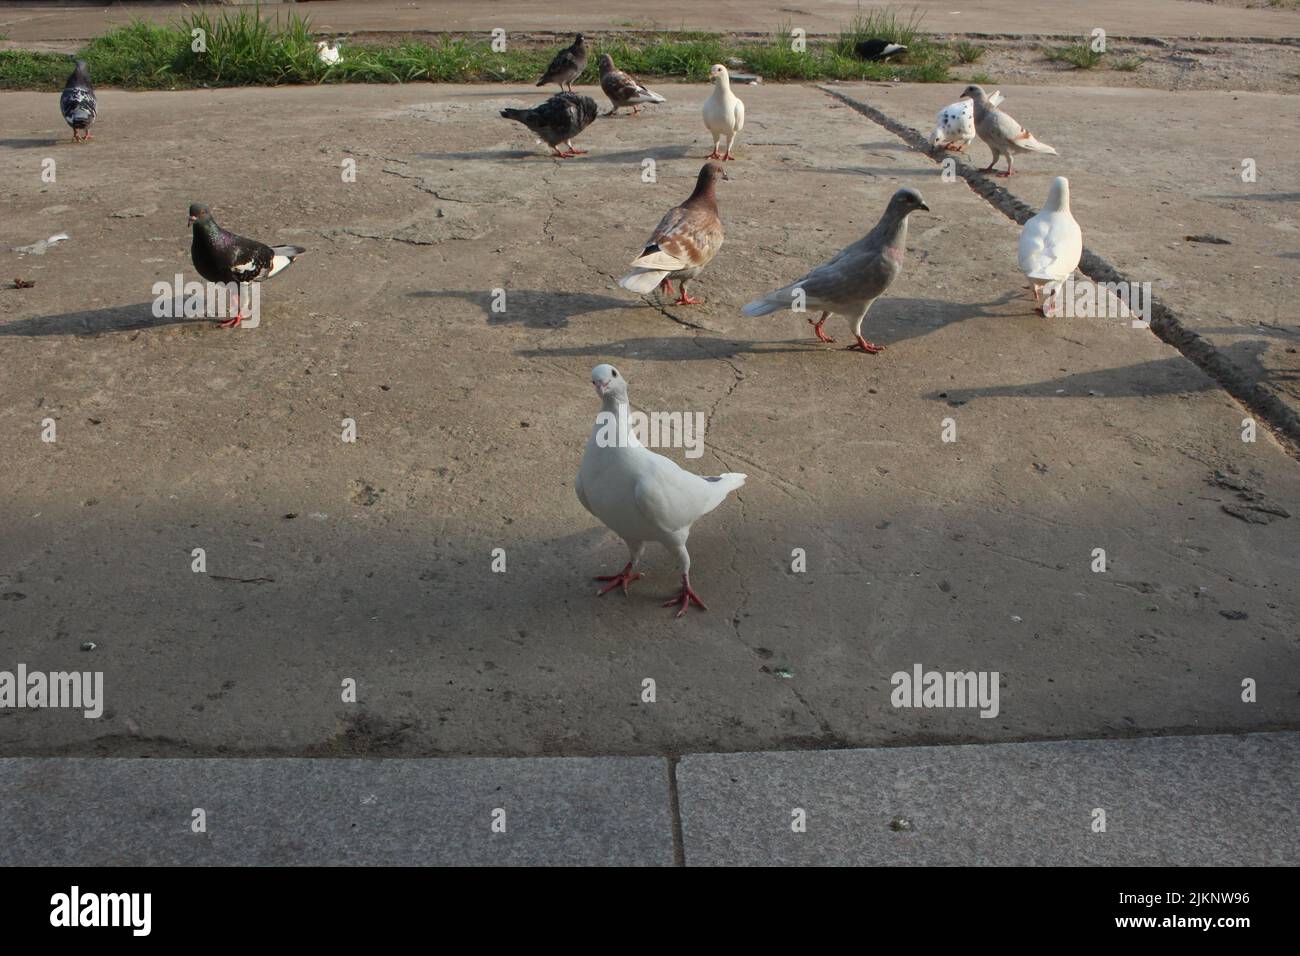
top-left (1, 83), bottom-right (1297, 759)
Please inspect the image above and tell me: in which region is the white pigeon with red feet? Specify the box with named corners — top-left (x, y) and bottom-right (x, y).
top-left (1019, 176), bottom-right (1082, 317)
top-left (575, 364), bottom-right (745, 618)
top-left (702, 64), bottom-right (745, 160)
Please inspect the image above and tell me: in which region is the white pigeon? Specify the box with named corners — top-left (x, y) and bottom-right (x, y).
top-left (929, 90), bottom-right (1004, 151)
top-left (1018, 176), bottom-right (1082, 317)
top-left (961, 83), bottom-right (1057, 177)
top-left (316, 40), bottom-right (341, 66)
top-left (702, 63), bottom-right (745, 161)
top-left (575, 364), bottom-right (746, 618)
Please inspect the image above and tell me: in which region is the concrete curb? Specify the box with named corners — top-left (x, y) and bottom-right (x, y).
top-left (1, 733), bottom-right (1294, 865)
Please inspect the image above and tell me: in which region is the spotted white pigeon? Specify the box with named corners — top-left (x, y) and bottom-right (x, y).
top-left (741, 188), bottom-right (929, 353)
top-left (702, 64), bottom-right (745, 160)
top-left (929, 89), bottom-right (1004, 151)
top-left (575, 364), bottom-right (745, 618)
top-left (961, 84), bottom-right (1057, 177)
top-left (60, 59), bottom-right (96, 143)
top-left (1019, 176), bottom-right (1082, 317)
top-left (619, 163), bottom-right (727, 305)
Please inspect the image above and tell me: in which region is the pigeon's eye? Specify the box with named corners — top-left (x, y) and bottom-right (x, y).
top-left (612, 370), bottom-right (619, 377)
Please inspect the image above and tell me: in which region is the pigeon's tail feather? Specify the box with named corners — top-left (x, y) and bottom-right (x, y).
top-left (988, 90), bottom-right (1005, 107)
top-left (66, 107), bottom-right (93, 124)
top-left (642, 90), bottom-right (667, 104)
top-left (619, 268), bottom-right (669, 294)
top-left (707, 473), bottom-right (747, 495)
top-left (267, 246), bottom-right (306, 278)
top-left (500, 107), bottom-right (529, 122)
top-left (740, 293), bottom-right (787, 318)
top-left (1019, 136), bottom-right (1057, 155)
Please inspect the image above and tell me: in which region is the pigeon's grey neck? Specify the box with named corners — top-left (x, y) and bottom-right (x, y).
top-left (869, 204), bottom-right (911, 249)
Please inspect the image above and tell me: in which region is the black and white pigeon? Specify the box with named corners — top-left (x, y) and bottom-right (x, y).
top-left (854, 38), bottom-right (908, 61)
top-left (60, 59), bottom-right (97, 143)
top-left (500, 92), bottom-right (598, 158)
top-left (536, 33), bottom-right (588, 92)
top-left (188, 203), bottom-right (305, 328)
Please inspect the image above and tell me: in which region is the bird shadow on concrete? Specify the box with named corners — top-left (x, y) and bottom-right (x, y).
top-left (0, 302), bottom-right (204, 337)
top-left (406, 289), bottom-right (631, 328)
top-left (1203, 192), bottom-right (1300, 204)
top-left (0, 137), bottom-right (63, 149)
top-left (862, 291), bottom-right (1019, 344)
top-left (924, 341), bottom-right (1277, 405)
top-left (519, 335), bottom-right (815, 362)
top-left (412, 149), bottom-right (537, 162)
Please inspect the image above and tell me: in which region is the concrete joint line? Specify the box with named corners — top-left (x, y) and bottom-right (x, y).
top-left (818, 85), bottom-right (1300, 459)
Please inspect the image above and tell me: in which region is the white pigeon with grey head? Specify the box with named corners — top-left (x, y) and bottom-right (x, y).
top-left (575, 364), bottom-right (746, 618)
top-left (60, 59), bottom-right (96, 143)
top-left (741, 188), bottom-right (929, 353)
top-left (960, 84), bottom-right (1056, 177)
top-left (1019, 176), bottom-right (1082, 317)
top-left (929, 89), bottom-right (1004, 151)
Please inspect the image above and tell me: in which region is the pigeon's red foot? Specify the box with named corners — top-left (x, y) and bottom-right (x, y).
top-left (846, 335), bottom-right (886, 354)
top-left (707, 150), bottom-right (721, 159)
top-left (595, 563), bottom-right (643, 597)
top-left (663, 574), bottom-right (707, 618)
top-left (674, 291), bottom-right (701, 305)
top-left (981, 164), bottom-right (998, 173)
top-left (722, 152), bottom-right (736, 161)
top-left (809, 314), bottom-right (836, 343)
top-left (658, 278), bottom-right (675, 295)
top-left (218, 315), bottom-right (243, 329)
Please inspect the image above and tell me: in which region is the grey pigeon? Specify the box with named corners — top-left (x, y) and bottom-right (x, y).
top-left (536, 33), bottom-right (588, 92)
top-left (500, 92), bottom-right (598, 158)
top-left (575, 363), bottom-right (745, 618)
top-left (741, 188), bottom-right (930, 353)
top-left (960, 84), bottom-right (1057, 177)
top-left (855, 38), bottom-right (907, 61)
top-left (189, 203), bottom-right (306, 328)
top-left (60, 59), bottom-right (96, 143)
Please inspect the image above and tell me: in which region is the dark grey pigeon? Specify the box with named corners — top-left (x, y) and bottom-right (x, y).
top-left (500, 92), bottom-right (598, 158)
top-left (60, 59), bottom-right (97, 142)
top-left (188, 203), bottom-right (306, 328)
top-left (536, 33), bottom-right (588, 92)
top-left (854, 38), bottom-right (907, 61)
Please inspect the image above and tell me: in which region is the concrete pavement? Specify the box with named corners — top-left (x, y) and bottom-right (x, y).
top-left (2, 82), bottom-right (1297, 759)
top-left (1, 732), bottom-right (1294, 864)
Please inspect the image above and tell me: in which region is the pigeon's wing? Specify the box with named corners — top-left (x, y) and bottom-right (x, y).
top-left (633, 205), bottom-right (724, 271)
top-left (1020, 214), bottom-right (1081, 281)
top-left (539, 48), bottom-right (580, 83)
top-left (632, 453), bottom-right (734, 534)
top-left (60, 87), bottom-right (96, 124)
top-left (601, 68), bottom-right (643, 104)
top-left (733, 97), bottom-right (745, 133)
top-left (224, 234), bottom-right (275, 282)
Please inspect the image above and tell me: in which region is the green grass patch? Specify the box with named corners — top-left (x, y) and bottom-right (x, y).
top-left (952, 41), bottom-right (985, 64)
top-left (0, 7), bottom-right (956, 90)
top-left (1112, 56), bottom-right (1143, 72)
top-left (1044, 39), bottom-right (1105, 70)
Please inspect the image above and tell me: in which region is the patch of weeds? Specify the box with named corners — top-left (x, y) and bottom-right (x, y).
top-left (1044, 39), bottom-right (1105, 70)
top-left (953, 41), bottom-right (985, 64)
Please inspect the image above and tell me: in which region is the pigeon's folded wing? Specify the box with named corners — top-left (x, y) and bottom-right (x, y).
top-left (633, 456), bottom-right (743, 534)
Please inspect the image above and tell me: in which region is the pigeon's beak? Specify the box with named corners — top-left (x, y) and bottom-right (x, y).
top-left (187, 214), bottom-right (197, 224)
top-left (594, 379), bottom-right (610, 396)
top-left (918, 201), bottom-right (930, 212)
